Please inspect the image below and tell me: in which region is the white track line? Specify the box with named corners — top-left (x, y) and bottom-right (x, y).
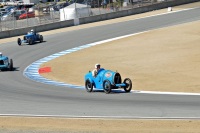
top-left (1, 114), bottom-right (200, 119)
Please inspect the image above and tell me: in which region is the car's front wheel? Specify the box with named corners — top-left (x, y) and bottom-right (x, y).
top-left (17, 38), bottom-right (21, 46)
top-left (85, 79), bottom-right (93, 92)
top-left (39, 35), bottom-right (43, 43)
top-left (8, 59), bottom-right (13, 71)
top-left (123, 78), bottom-right (132, 92)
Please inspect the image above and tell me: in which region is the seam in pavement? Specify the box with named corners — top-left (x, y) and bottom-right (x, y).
top-left (1, 114), bottom-right (200, 119)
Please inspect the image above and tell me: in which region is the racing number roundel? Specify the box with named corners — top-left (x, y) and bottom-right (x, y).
top-left (105, 72), bottom-right (112, 78)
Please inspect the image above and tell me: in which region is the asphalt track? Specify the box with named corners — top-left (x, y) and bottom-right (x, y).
top-left (1, 7), bottom-right (200, 118)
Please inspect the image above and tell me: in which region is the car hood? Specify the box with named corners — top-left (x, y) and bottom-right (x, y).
top-left (25, 34), bottom-right (34, 37)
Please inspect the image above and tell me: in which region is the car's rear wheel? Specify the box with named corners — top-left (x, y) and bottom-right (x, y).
top-left (103, 80), bottom-right (112, 94)
top-left (123, 78), bottom-right (132, 92)
top-left (17, 38), bottom-right (21, 46)
top-left (85, 79), bottom-right (93, 92)
top-left (39, 35), bottom-right (43, 43)
top-left (28, 39), bottom-right (33, 45)
top-left (9, 59), bottom-right (13, 71)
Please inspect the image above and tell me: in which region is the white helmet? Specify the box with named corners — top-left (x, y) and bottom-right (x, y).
top-left (31, 29), bottom-right (34, 32)
top-left (95, 63), bottom-right (100, 68)
top-left (0, 52), bottom-right (2, 56)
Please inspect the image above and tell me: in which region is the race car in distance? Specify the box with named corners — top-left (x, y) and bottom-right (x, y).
top-left (84, 68), bottom-right (132, 94)
top-left (0, 53), bottom-right (13, 71)
top-left (17, 30), bottom-right (43, 45)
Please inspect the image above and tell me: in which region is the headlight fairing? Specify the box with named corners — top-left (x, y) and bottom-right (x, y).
top-left (113, 73), bottom-right (122, 84)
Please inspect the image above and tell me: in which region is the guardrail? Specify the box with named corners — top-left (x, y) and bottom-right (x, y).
top-left (0, 0), bottom-right (199, 39)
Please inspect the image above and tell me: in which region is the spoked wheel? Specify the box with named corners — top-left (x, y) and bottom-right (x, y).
top-left (17, 38), bottom-right (21, 46)
top-left (103, 80), bottom-right (112, 94)
top-left (8, 59), bottom-right (13, 71)
top-left (123, 78), bottom-right (132, 92)
top-left (85, 79), bottom-right (93, 92)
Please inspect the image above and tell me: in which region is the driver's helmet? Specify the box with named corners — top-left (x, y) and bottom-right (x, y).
top-left (0, 52), bottom-right (2, 57)
top-left (95, 63), bottom-right (100, 69)
top-left (31, 29), bottom-right (34, 32)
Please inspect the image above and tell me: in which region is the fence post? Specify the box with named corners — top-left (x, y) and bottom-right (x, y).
top-left (75, 1), bottom-right (78, 18)
top-left (98, 0), bottom-right (101, 15)
top-left (26, 9), bottom-right (28, 27)
top-left (0, 13), bottom-right (1, 31)
top-left (52, 10), bottom-right (55, 23)
top-left (38, 5), bottom-right (41, 25)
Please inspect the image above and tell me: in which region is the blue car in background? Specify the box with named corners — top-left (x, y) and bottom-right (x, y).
top-left (5, 6), bottom-right (15, 12)
top-left (17, 31), bottom-right (43, 46)
top-left (0, 55), bottom-right (13, 71)
top-left (84, 68), bottom-right (132, 93)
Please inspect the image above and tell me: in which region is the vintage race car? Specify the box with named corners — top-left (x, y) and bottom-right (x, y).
top-left (17, 32), bottom-right (43, 46)
top-left (0, 55), bottom-right (13, 71)
top-left (84, 68), bottom-right (132, 94)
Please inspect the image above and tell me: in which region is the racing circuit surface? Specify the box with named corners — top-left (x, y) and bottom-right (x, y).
top-left (1, 7), bottom-right (200, 119)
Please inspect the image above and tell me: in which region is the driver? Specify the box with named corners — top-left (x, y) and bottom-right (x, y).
top-left (92, 63), bottom-right (101, 77)
top-left (30, 29), bottom-right (35, 34)
top-left (0, 52), bottom-right (2, 57)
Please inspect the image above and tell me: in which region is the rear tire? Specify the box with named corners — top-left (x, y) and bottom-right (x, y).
top-left (103, 80), bottom-right (112, 94)
top-left (123, 78), bottom-right (132, 92)
top-left (85, 79), bottom-right (93, 92)
top-left (28, 39), bottom-right (33, 45)
top-left (17, 38), bottom-right (21, 46)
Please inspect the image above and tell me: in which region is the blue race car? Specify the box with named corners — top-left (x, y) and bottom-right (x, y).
top-left (0, 54), bottom-right (13, 71)
top-left (84, 68), bottom-right (132, 94)
top-left (17, 31), bottom-right (43, 46)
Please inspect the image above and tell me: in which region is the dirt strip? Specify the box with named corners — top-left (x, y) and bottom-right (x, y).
top-left (0, 117), bottom-right (200, 133)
